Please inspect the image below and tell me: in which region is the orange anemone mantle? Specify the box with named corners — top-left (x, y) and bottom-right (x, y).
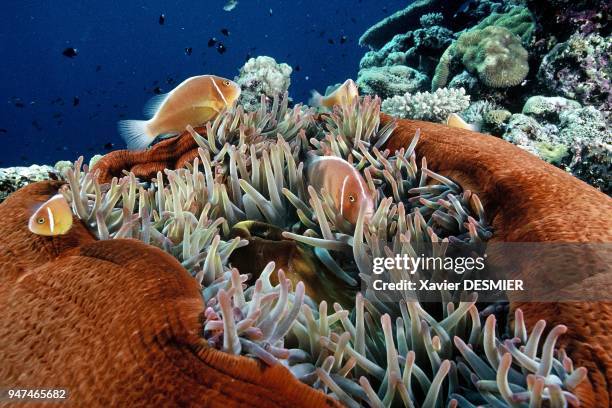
top-left (1, 116), bottom-right (611, 406)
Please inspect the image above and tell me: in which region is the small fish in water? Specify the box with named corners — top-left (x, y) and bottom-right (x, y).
top-left (309, 79), bottom-right (359, 109)
top-left (223, 0), bottom-right (238, 11)
top-left (446, 113), bottom-right (480, 132)
top-left (159, 13), bottom-right (165, 25)
top-left (118, 75), bottom-right (241, 150)
top-left (184, 47), bottom-right (193, 56)
top-left (220, 28), bottom-right (230, 36)
top-left (73, 96), bottom-right (80, 106)
top-left (62, 47), bottom-right (78, 58)
top-left (216, 43), bottom-right (227, 54)
top-left (306, 155), bottom-right (374, 225)
top-left (208, 37), bottom-right (217, 47)
top-left (28, 194), bottom-right (73, 236)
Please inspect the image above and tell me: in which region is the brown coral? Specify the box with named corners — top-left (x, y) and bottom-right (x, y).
top-left (0, 181), bottom-right (339, 407)
top-left (383, 114), bottom-right (612, 407)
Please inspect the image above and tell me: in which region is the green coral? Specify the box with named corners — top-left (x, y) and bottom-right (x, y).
top-left (535, 142), bottom-right (570, 164)
top-left (455, 26), bottom-right (529, 88)
top-left (471, 6), bottom-right (535, 44)
top-left (431, 6), bottom-right (534, 90)
top-left (430, 44), bottom-right (454, 90)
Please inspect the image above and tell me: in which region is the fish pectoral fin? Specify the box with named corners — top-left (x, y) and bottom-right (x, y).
top-left (192, 106), bottom-right (221, 120)
top-left (143, 93), bottom-right (169, 118)
top-left (192, 101), bottom-right (221, 111)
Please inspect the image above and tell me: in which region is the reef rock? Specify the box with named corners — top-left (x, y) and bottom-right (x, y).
top-left (358, 0), bottom-right (465, 50)
top-left (357, 65), bottom-right (429, 99)
top-left (0, 164), bottom-right (55, 203)
top-left (359, 24), bottom-right (453, 75)
top-left (538, 33), bottom-right (611, 116)
top-left (526, 0), bottom-right (610, 40)
top-left (522, 95), bottom-right (582, 121)
top-left (503, 103), bottom-right (611, 192)
top-left (235, 56), bottom-right (292, 112)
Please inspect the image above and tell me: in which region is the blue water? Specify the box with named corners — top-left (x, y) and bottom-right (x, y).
top-left (0, 0), bottom-right (404, 166)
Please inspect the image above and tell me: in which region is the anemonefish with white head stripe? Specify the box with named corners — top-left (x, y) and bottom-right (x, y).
top-left (306, 155), bottom-right (375, 226)
top-left (28, 194), bottom-right (73, 236)
top-left (118, 75), bottom-right (241, 150)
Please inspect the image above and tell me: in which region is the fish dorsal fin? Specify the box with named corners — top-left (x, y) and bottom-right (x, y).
top-left (447, 113), bottom-right (477, 131)
top-left (143, 93), bottom-right (169, 118)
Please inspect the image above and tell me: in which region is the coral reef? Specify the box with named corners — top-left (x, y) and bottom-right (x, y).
top-left (357, 0), bottom-right (610, 193)
top-left (235, 56), bottom-right (293, 112)
top-left (358, 0), bottom-right (465, 50)
top-left (418, 12), bottom-right (443, 28)
top-left (0, 164), bottom-right (56, 202)
top-left (526, 0), bottom-right (610, 40)
top-left (522, 95), bottom-right (582, 121)
top-left (503, 97), bottom-right (611, 192)
top-left (359, 15), bottom-right (454, 77)
top-left (356, 65), bottom-right (429, 99)
top-left (381, 87), bottom-right (470, 122)
top-left (469, 6), bottom-right (535, 44)
top-left (448, 26), bottom-right (530, 89)
top-left (538, 33), bottom-right (611, 116)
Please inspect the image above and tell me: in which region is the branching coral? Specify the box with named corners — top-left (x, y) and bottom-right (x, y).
top-left (381, 88), bottom-right (470, 122)
top-left (419, 12), bottom-right (444, 28)
top-left (236, 56), bottom-right (293, 112)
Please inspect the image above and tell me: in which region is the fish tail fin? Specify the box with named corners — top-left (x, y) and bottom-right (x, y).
top-left (117, 120), bottom-right (153, 150)
top-left (309, 90), bottom-right (324, 107)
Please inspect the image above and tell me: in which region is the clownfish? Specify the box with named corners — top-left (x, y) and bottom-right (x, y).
top-left (118, 75), bottom-right (241, 150)
top-left (446, 113), bottom-right (481, 132)
top-left (309, 79), bottom-right (359, 109)
top-left (28, 194), bottom-right (73, 236)
top-left (306, 155), bottom-right (374, 225)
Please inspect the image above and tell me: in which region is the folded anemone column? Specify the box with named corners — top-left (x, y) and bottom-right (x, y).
top-left (0, 181), bottom-right (339, 407)
top-left (383, 114), bottom-right (612, 407)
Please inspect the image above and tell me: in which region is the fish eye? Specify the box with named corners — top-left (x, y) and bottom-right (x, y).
top-left (223, 80), bottom-right (231, 86)
top-left (348, 195), bottom-right (356, 202)
top-left (37, 217), bottom-right (45, 224)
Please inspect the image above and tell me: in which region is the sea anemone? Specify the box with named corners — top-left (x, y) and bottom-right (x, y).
top-left (58, 94), bottom-right (584, 407)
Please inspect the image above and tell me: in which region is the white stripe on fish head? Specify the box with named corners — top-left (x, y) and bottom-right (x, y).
top-left (47, 206), bottom-right (55, 234)
top-left (209, 76), bottom-right (229, 108)
top-left (339, 175), bottom-right (350, 216)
